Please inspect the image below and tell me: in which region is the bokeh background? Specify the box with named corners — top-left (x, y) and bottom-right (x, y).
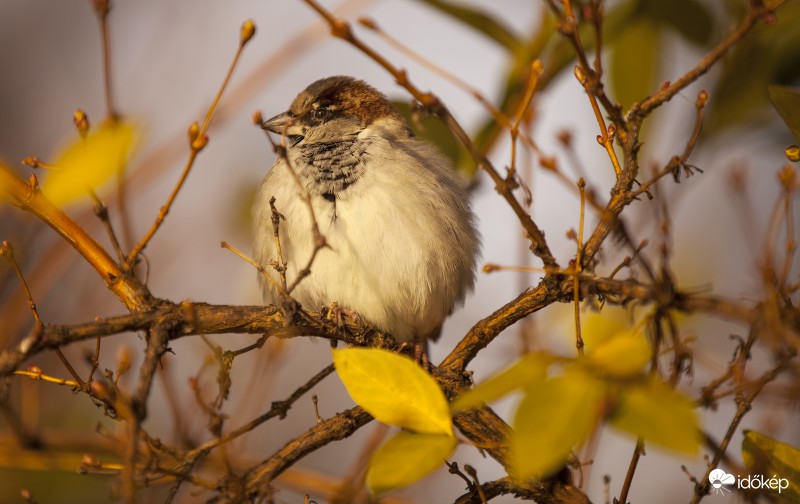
top-left (1, 0), bottom-right (799, 502)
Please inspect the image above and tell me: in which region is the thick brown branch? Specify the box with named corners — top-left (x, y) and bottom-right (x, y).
top-left (0, 303), bottom-right (393, 376)
top-left (453, 476), bottom-right (588, 504)
top-left (0, 275), bottom-right (766, 379)
top-left (238, 406), bottom-right (373, 501)
top-left (441, 283), bottom-right (558, 372)
top-left (131, 324), bottom-right (172, 421)
top-left (0, 163), bottom-right (154, 312)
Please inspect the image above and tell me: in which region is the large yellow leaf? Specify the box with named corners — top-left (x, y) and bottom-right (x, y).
top-left (42, 120), bottom-right (138, 207)
top-left (586, 329), bottom-right (651, 377)
top-left (742, 430), bottom-right (800, 503)
top-left (333, 348), bottom-right (452, 435)
top-left (579, 305), bottom-right (633, 350)
top-left (451, 352), bottom-right (553, 412)
top-left (610, 377), bottom-right (699, 454)
top-left (366, 431), bottom-right (457, 496)
top-left (510, 369), bottom-right (603, 479)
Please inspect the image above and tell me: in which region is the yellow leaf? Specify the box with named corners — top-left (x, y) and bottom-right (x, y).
top-left (511, 369), bottom-right (603, 479)
top-left (333, 348), bottom-right (452, 435)
top-left (580, 306), bottom-right (633, 350)
top-left (587, 329), bottom-right (651, 377)
top-left (42, 120), bottom-right (138, 207)
top-left (610, 377), bottom-right (699, 454)
top-left (742, 430), bottom-right (800, 503)
top-left (0, 166), bottom-right (8, 203)
top-left (366, 431), bottom-right (457, 496)
top-left (451, 352), bottom-right (553, 412)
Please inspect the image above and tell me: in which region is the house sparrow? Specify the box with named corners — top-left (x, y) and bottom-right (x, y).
top-left (253, 76), bottom-right (480, 344)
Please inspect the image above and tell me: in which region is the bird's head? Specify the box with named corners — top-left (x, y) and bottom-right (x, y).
top-left (261, 76), bottom-right (407, 146)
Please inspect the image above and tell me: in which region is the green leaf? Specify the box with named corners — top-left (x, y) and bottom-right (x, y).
top-left (42, 120), bottom-right (138, 207)
top-left (333, 348), bottom-right (452, 435)
top-left (413, 0), bottom-right (520, 52)
top-left (392, 101), bottom-right (473, 178)
top-left (586, 329), bottom-right (651, 377)
top-left (609, 18), bottom-right (661, 111)
top-left (768, 85), bottom-right (800, 143)
top-left (643, 0), bottom-right (713, 46)
top-left (706, 2), bottom-right (800, 136)
top-left (451, 352), bottom-right (553, 412)
top-left (366, 431), bottom-right (457, 495)
top-left (610, 378), bottom-right (699, 454)
top-left (510, 369), bottom-right (603, 479)
top-left (742, 430), bottom-right (800, 503)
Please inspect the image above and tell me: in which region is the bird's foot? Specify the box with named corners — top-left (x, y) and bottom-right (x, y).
top-left (399, 342), bottom-right (431, 372)
top-left (324, 302), bottom-right (362, 337)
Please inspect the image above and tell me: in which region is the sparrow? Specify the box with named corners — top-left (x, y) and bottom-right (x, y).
top-left (252, 76), bottom-right (480, 344)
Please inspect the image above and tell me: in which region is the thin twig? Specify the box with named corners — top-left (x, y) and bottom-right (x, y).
top-left (357, 17), bottom-right (546, 158)
top-left (629, 0), bottom-right (786, 123)
top-left (778, 166), bottom-right (797, 288)
top-left (1, 241), bottom-right (86, 388)
top-left (589, 0), bottom-right (605, 79)
top-left (550, 0), bottom-right (624, 178)
top-left (87, 335), bottom-right (102, 384)
top-left (126, 20), bottom-right (256, 270)
top-left (53, 349), bottom-right (86, 390)
top-left (573, 64), bottom-right (622, 178)
top-left (689, 350), bottom-right (795, 503)
top-left (88, 190), bottom-right (126, 264)
top-left (509, 61), bottom-right (543, 181)
top-left (91, 0), bottom-right (117, 119)
top-left (482, 263), bottom-right (550, 275)
top-left (220, 241), bottom-right (285, 295)
top-left (1, 242), bottom-right (43, 328)
top-left (268, 196), bottom-right (289, 291)
top-left (573, 179), bottom-right (586, 356)
top-left (13, 369), bottom-right (81, 389)
top-left (617, 439), bottom-right (644, 504)
top-left (260, 131), bottom-right (329, 295)
top-left (631, 90), bottom-right (707, 198)
top-left (176, 364), bottom-right (336, 473)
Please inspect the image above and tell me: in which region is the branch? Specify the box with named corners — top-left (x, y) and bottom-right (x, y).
top-left (125, 20), bottom-right (256, 269)
top-left (131, 323), bottom-right (172, 420)
top-left (0, 273), bottom-right (766, 379)
top-left (238, 407), bottom-right (373, 501)
top-left (453, 476), bottom-right (586, 504)
top-left (628, 0), bottom-right (786, 124)
top-left (0, 163), bottom-right (153, 312)
top-left (0, 303), bottom-right (394, 376)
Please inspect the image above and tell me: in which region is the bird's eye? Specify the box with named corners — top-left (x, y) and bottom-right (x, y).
top-left (313, 108), bottom-right (329, 120)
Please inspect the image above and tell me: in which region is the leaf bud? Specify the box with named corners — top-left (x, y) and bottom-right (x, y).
top-left (240, 19), bottom-right (256, 46)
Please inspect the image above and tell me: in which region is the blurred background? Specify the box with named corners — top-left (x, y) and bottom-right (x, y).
top-left (1, 0), bottom-right (799, 502)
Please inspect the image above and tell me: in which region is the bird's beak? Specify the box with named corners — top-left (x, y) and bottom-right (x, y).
top-left (261, 111), bottom-right (298, 135)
